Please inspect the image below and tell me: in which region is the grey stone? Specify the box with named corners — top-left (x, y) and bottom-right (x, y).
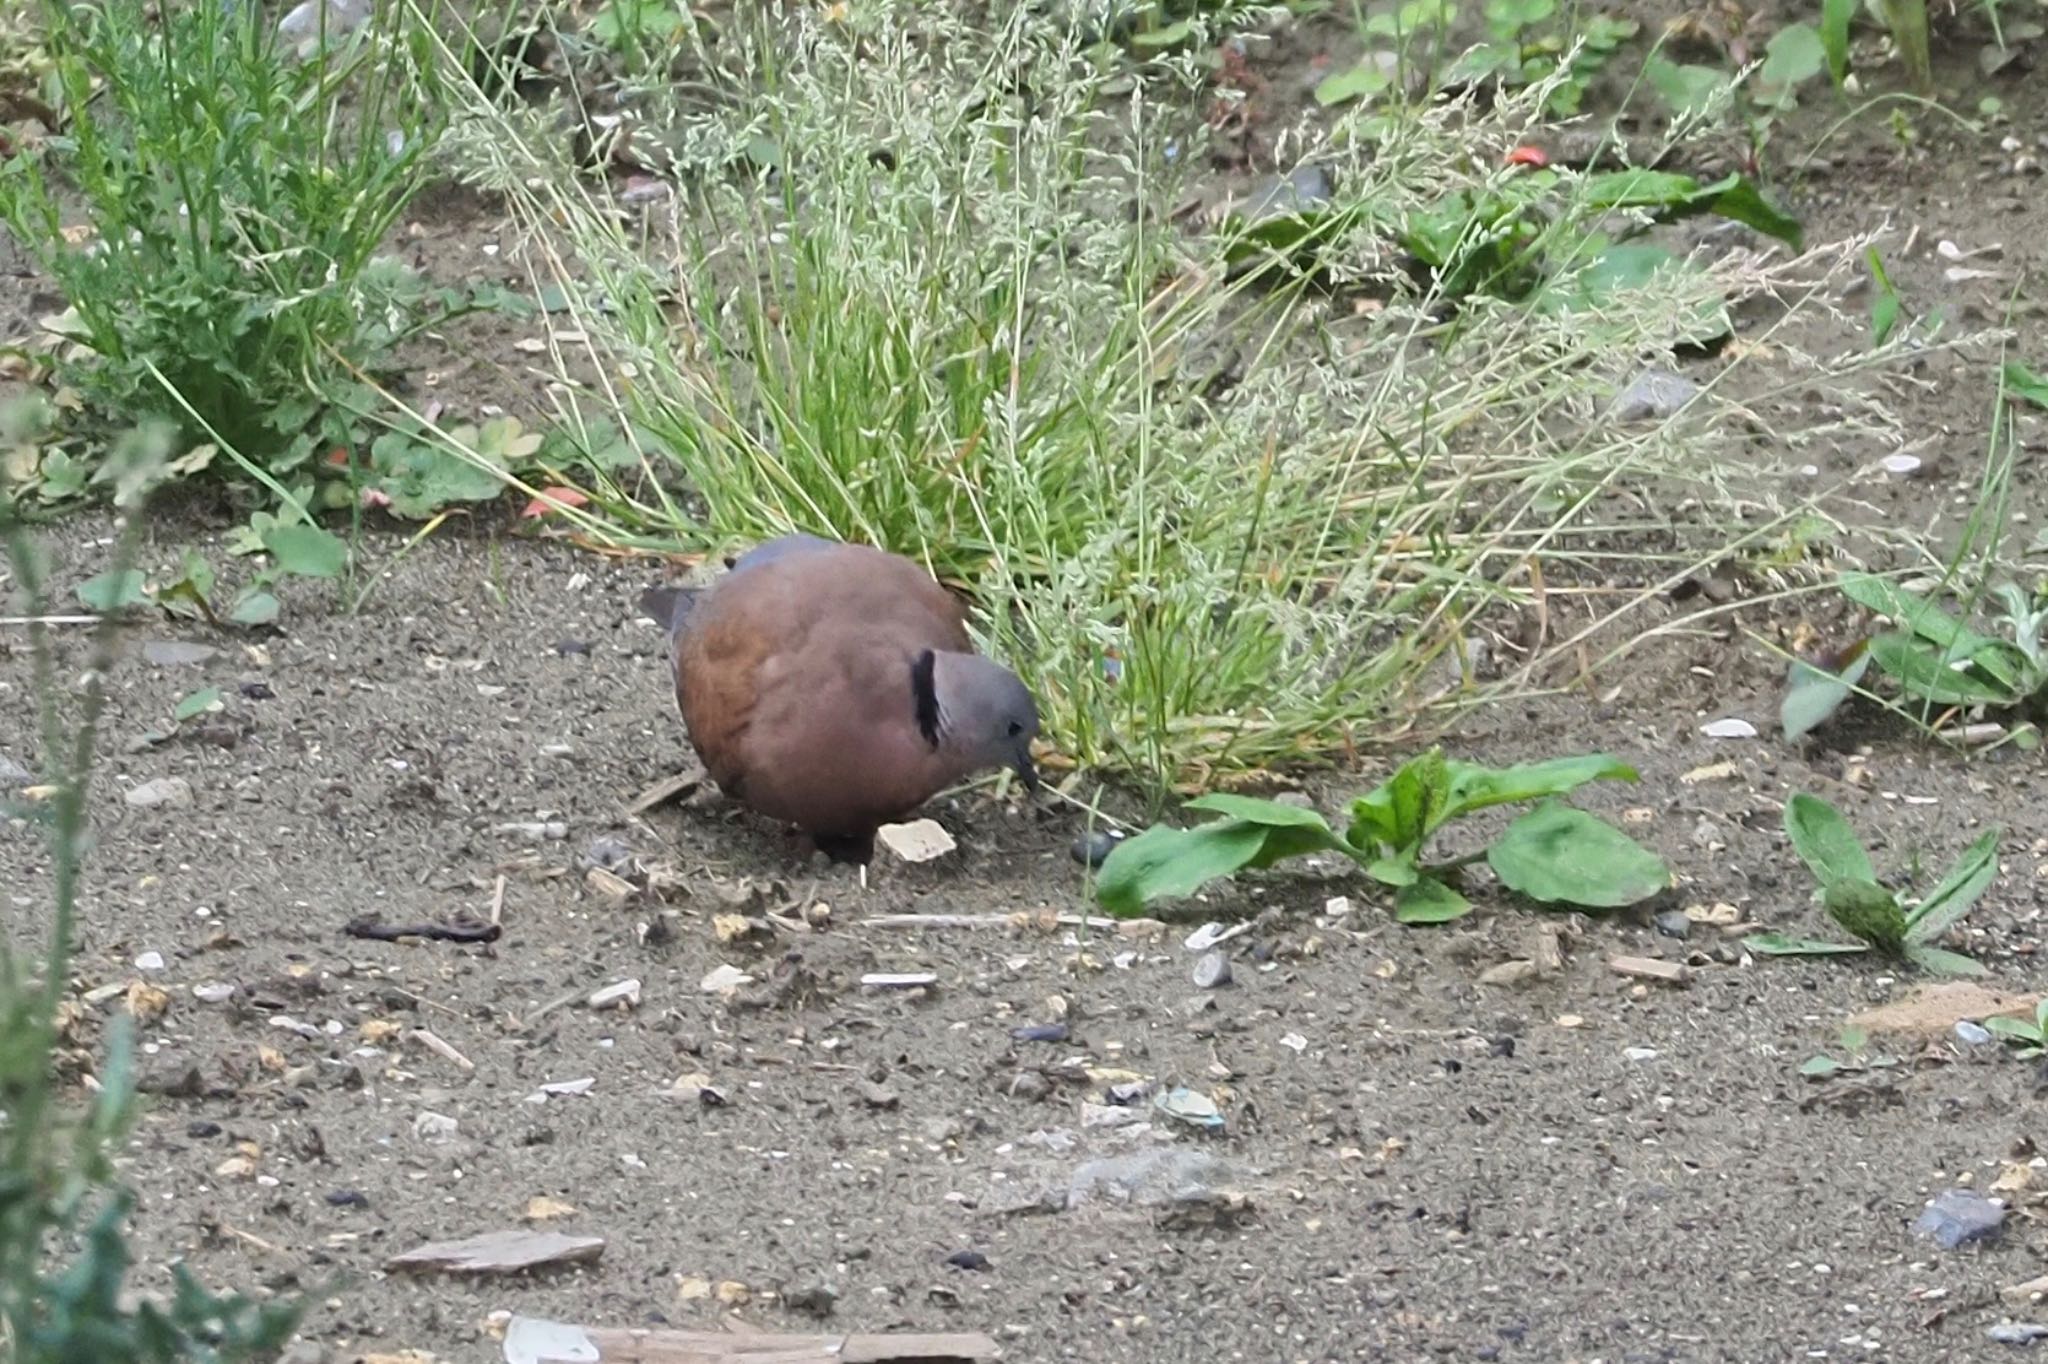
top-left (1916, 1188), bottom-right (2006, 1249)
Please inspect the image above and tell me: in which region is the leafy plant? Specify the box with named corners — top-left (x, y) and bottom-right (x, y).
top-left (1780, 571), bottom-right (2048, 740)
top-left (1748, 793), bottom-right (1999, 973)
top-left (1314, 0), bottom-right (1636, 115)
top-left (1798, 1025), bottom-right (1899, 1078)
top-left (1986, 998), bottom-right (2048, 1058)
top-left (1095, 749), bottom-right (1668, 921)
top-left (1225, 162), bottom-right (1800, 317)
top-left (0, 0), bottom-right (440, 481)
top-left (1, 434), bottom-right (306, 1363)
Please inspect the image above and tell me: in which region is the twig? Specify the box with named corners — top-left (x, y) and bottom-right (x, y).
top-left (858, 912), bottom-right (1149, 932)
top-left (488, 873), bottom-right (507, 928)
top-left (345, 915), bottom-right (501, 945)
top-left (0, 615), bottom-right (101, 627)
top-left (408, 1028), bottom-right (475, 1071)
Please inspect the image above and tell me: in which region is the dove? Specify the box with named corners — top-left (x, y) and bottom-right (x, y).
top-left (640, 535), bottom-right (1040, 863)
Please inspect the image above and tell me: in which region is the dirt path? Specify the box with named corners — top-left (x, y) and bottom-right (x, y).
top-left (3, 512), bottom-right (2045, 1362)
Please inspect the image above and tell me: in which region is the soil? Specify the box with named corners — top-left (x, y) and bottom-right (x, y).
top-left (6, 9), bottom-right (2048, 1364)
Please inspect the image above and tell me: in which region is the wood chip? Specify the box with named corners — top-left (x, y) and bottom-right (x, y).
top-left (1609, 955), bottom-right (1691, 986)
top-left (386, 1229), bottom-right (605, 1276)
top-left (626, 771), bottom-right (701, 816)
top-left (408, 1028), bottom-right (475, 1071)
top-left (500, 1315), bottom-right (997, 1364)
top-left (1848, 981), bottom-right (2042, 1039)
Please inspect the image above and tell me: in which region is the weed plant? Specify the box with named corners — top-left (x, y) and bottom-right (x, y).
top-left (0, 427), bottom-right (303, 1362)
top-left (0, 0), bottom-right (441, 485)
top-left (432, 0), bottom-right (1875, 795)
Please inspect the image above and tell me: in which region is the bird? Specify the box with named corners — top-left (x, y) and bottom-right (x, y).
top-left (640, 534), bottom-right (1040, 865)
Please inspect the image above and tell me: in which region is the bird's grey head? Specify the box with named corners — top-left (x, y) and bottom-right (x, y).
top-left (913, 650), bottom-right (1040, 791)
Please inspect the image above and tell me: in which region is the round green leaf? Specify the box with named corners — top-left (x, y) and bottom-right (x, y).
top-left (1487, 803), bottom-right (1668, 907)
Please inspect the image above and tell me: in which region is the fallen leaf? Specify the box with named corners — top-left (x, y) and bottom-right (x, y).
top-left (520, 486), bottom-right (590, 519)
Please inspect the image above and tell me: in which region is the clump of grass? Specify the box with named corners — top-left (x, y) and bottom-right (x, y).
top-left (0, 0), bottom-right (442, 484)
top-left (0, 428), bottom-right (304, 1362)
top-left (434, 0), bottom-right (1866, 796)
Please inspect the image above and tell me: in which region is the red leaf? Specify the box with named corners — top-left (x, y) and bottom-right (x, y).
top-left (521, 486), bottom-right (590, 519)
top-left (324, 446), bottom-right (352, 466)
top-left (1505, 145), bottom-right (1550, 167)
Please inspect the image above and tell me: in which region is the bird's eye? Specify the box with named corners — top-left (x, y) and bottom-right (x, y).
top-left (1006, 721), bottom-right (1024, 737)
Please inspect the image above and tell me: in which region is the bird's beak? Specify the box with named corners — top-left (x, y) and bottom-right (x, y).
top-left (1012, 743), bottom-right (1040, 795)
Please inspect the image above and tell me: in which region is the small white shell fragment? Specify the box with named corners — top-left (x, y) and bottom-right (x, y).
top-left (1880, 453), bottom-right (1924, 478)
top-left (1700, 718), bottom-right (1758, 739)
top-left (699, 964), bottom-right (754, 993)
top-left (860, 972), bottom-right (938, 990)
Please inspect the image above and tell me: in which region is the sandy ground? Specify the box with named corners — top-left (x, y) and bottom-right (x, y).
top-left (4, 9), bottom-right (2048, 1363)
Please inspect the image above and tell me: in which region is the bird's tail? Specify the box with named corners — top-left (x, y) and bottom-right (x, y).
top-left (638, 584), bottom-right (701, 634)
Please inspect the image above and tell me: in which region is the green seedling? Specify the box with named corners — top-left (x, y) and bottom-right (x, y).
top-left (1986, 999), bottom-right (2048, 1058)
top-left (1781, 570), bottom-right (2048, 741)
top-left (1226, 164), bottom-right (1800, 312)
top-left (1747, 792), bottom-right (1999, 974)
top-left (1095, 749), bottom-right (1669, 922)
top-left (1798, 1025), bottom-right (1900, 1078)
top-left (76, 516), bottom-right (349, 628)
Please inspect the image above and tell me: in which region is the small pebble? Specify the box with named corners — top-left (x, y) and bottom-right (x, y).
top-left (1956, 1020), bottom-right (1996, 1046)
top-left (945, 1249), bottom-right (992, 1272)
top-left (124, 777), bottom-right (192, 809)
top-left (1653, 910), bottom-right (1692, 941)
top-left (1071, 829), bottom-right (1125, 868)
top-left (1191, 950), bottom-right (1232, 989)
top-left (1010, 1023), bottom-right (1068, 1044)
top-left (1989, 1323), bottom-right (2048, 1346)
top-left (1916, 1188), bottom-right (2007, 1249)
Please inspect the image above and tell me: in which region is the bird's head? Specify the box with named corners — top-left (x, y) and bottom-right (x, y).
top-left (914, 650), bottom-right (1041, 792)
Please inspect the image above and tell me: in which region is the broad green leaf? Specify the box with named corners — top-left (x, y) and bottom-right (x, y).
top-left (173, 687), bottom-right (222, 722)
top-left (229, 588), bottom-right (280, 626)
top-left (1986, 1015), bottom-right (2046, 1043)
top-left (1442, 753), bottom-right (1637, 818)
top-left (1821, 0), bottom-right (1856, 81)
top-left (1095, 821), bottom-right (1276, 918)
top-left (1185, 794), bottom-right (1337, 833)
top-left (1367, 853), bottom-right (1420, 887)
top-left (1903, 943), bottom-right (1987, 976)
top-left (1313, 63), bottom-right (1391, 106)
top-left (1906, 829), bottom-right (2000, 943)
top-left (1130, 18), bottom-right (1194, 46)
top-left (76, 569), bottom-right (147, 612)
top-left (1348, 748), bottom-right (1452, 854)
top-left (1799, 1054), bottom-right (1843, 1077)
top-left (1394, 877), bottom-right (1471, 923)
top-left (1823, 878), bottom-right (1909, 952)
top-left (262, 524), bottom-right (348, 579)
top-left (1782, 792), bottom-right (1875, 887)
top-left (1644, 56), bottom-right (1729, 118)
top-left (1781, 644), bottom-right (1873, 740)
top-left (1759, 22), bottom-right (1827, 89)
top-left (1745, 931), bottom-right (1869, 956)
top-left (1867, 633), bottom-right (2022, 707)
top-left (1579, 169), bottom-right (1803, 248)
top-left (2006, 361), bottom-right (2048, 410)
top-left (1838, 573), bottom-right (1981, 652)
top-left (1486, 803), bottom-right (1668, 907)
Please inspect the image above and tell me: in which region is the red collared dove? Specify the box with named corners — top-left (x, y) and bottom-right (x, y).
top-left (641, 535), bottom-right (1039, 863)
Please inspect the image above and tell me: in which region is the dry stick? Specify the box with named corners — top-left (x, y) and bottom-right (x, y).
top-left (0, 615), bottom-right (101, 627)
top-left (859, 912), bottom-right (1151, 932)
top-left (408, 1028), bottom-right (475, 1072)
top-left (488, 873), bottom-right (508, 928)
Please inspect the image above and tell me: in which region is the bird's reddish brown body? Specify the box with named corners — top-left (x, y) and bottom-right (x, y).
top-left (670, 542), bottom-right (975, 844)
